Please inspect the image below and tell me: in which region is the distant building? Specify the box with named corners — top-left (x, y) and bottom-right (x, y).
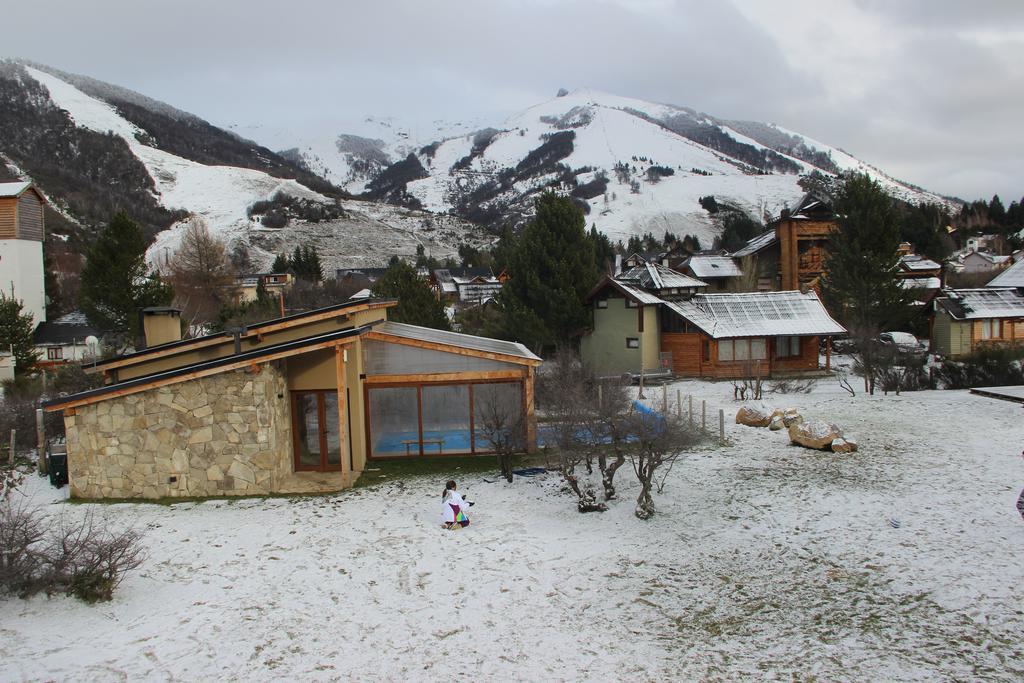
top-left (678, 254), bottom-right (744, 292)
top-left (932, 288), bottom-right (1024, 358)
top-left (580, 261), bottom-right (845, 378)
top-left (0, 181), bottom-right (47, 326)
top-left (731, 192), bottom-right (836, 292)
top-left (235, 272), bottom-right (294, 303)
top-left (33, 311), bottom-right (100, 367)
top-left (429, 267), bottom-right (507, 305)
top-left (955, 251), bottom-right (1011, 275)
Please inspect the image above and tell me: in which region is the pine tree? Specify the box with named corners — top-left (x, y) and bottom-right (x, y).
top-left (989, 195), bottom-right (1007, 226)
top-left (271, 253), bottom-right (290, 273)
top-left (500, 192), bottom-right (599, 350)
top-left (820, 173), bottom-right (913, 393)
top-left (371, 260), bottom-right (450, 330)
top-left (0, 293), bottom-right (40, 372)
top-left (79, 211), bottom-right (174, 343)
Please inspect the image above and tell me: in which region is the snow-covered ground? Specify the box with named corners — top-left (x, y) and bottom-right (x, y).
top-left (3, 378), bottom-right (1023, 681)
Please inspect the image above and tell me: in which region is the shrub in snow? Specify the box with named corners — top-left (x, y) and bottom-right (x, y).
top-left (0, 501), bottom-right (145, 603)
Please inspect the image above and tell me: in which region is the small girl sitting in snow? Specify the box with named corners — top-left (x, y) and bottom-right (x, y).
top-left (441, 480), bottom-right (471, 530)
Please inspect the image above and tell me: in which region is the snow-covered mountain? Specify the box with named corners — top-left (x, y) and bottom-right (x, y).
top-left (306, 89), bottom-right (958, 247)
top-left (0, 61), bottom-right (487, 269)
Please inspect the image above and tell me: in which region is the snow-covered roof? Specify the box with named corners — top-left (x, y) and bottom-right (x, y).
top-left (375, 321), bottom-right (541, 362)
top-left (936, 288), bottom-right (1024, 321)
top-left (987, 258), bottom-right (1024, 287)
top-left (662, 290), bottom-right (846, 339)
top-left (899, 254), bottom-right (941, 271)
top-left (615, 282), bottom-right (664, 305)
top-left (684, 255), bottom-right (743, 279)
top-left (619, 261), bottom-right (706, 291)
top-left (0, 181), bottom-right (31, 198)
top-left (732, 230), bottom-right (778, 257)
top-left (900, 276), bottom-right (941, 290)
top-left (349, 288), bottom-right (372, 300)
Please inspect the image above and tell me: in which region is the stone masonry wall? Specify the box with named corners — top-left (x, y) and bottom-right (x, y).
top-left (64, 363), bottom-right (291, 499)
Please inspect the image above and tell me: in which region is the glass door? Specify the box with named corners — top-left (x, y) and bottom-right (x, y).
top-left (292, 391), bottom-right (344, 471)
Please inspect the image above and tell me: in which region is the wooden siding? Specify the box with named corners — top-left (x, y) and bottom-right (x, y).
top-left (661, 333), bottom-right (820, 378)
top-left (0, 198), bottom-right (16, 239)
top-left (16, 192), bottom-right (44, 241)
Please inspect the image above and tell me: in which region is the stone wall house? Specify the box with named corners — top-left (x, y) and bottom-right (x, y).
top-left (65, 365), bottom-right (291, 499)
top-left (45, 298), bottom-right (541, 500)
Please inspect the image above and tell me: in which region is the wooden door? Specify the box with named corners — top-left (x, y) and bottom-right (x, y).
top-left (292, 391), bottom-right (343, 471)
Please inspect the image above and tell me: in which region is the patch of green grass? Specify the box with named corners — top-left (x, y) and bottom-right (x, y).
top-left (354, 454), bottom-right (546, 489)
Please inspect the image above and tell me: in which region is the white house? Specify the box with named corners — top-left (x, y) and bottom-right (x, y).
top-left (0, 182), bottom-right (47, 327)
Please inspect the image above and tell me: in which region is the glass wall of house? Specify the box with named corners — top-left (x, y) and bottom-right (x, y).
top-left (363, 340), bottom-right (526, 458)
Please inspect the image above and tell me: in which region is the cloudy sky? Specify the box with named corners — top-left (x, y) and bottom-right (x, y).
top-left (8, 0), bottom-right (1024, 201)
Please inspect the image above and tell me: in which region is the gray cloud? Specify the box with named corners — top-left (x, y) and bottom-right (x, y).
top-left (4, 0), bottom-right (1021, 201)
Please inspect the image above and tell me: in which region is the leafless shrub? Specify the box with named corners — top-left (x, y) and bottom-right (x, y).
top-left (731, 361), bottom-right (766, 400)
top-left (0, 503), bottom-right (146, 602)
top-left (836, 369), bottom-right (856, 397)
top-left (768, 377), bottom-right (818, 394)
top-left (474, 386), bottom-right (525, 484)
top-left (628, 405), bottom-right (701, 520)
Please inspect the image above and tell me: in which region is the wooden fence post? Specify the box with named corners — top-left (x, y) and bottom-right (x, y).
top-left (688, 395), bottom-right (693, 428)
top-left (676, 390), bottom-right (682, 418)
top-left (662, 385), bottom-right (667, 413)
top-left (36, 409), bottom-right (46, 476)
top-left (702, 400), bottom-right (706, 432)
top-left (719, 409), bottom-right (725, 445)
top-left (8, 429), bottom-right (15, 466)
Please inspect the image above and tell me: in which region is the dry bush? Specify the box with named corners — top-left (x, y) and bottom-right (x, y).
top-left (627, 404), bottom-right (702, 520)
top-left (0, 502), bottom-right (146, 602)
top-left (768, 377), bottom-right (818, 394)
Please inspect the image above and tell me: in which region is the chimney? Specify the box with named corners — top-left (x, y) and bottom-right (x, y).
top-left (140, 307), bottom-right (183, 349)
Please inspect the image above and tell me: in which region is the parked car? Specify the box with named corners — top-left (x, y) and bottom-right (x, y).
top-left (877, 331), bottom-right (927, 355)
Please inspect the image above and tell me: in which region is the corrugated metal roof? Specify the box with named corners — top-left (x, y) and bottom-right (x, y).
top-left (988, 258), bottom-right (1024, 287)
top-left (732, 230), bottom-right (778, 257)
top-left (619, 261), bottom-right (706, 290)
top-left (685, 255), bottom-right (743, 278)
top-left (0, 181), bottom-right (31, 198)
top-left (937, 288), bottom-right (1024, 320)
top-left (663, 291), bottom-right (846, 339)
top-left (375, 321), bottom-right (541, 361)
top-left (616, 282), bottom-right (664, 305)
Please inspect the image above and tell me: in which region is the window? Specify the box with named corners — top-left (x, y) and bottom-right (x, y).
top-left (703, 341), bottom-right (710, 362)
top-left (596, 299), bottom-right (608, 309)
top-left (626, 337), bottom-right (640, 349)
top-left (625, 299), bottom-right (639, 308)
top-left (776, 336), bottom-right (800, 358)
top-left (981, 320), bottom-right (999, 340)
top-left (47, 347), bottom-right (63, 360)
top-left (718, 339), bottom-right (767, 362)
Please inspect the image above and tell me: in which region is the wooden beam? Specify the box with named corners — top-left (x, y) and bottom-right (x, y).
top-left (335, 346), bottom-right (349, 480)
top-left (364, 331), bottom-right (541, 366)
top-left (364, 370), bottom-right (525, 385)
top-left (524, 366), bottom-right (537, 454)
top-left (45, 337), bottom-right (360, 413)
top-left (85, 301), bottom-right (395, 375)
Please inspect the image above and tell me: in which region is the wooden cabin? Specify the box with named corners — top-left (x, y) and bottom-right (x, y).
top-left (581, 264), bottom-right (845, 378)
top-left (931, 288), bottom-right (1024, 358)
top-left (44, 299), bottom-right (540, 500)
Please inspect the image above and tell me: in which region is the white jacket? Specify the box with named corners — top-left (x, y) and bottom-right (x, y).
top-left (441, 490), bottom-right (470, 524)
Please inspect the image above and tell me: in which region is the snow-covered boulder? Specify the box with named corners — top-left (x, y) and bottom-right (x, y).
top-left (769, 415), bottom-right (785, 431)
top-left (736, 405), bottom-right (773, 427)
top-left (831, 437), bottom-right (858, 453)
top-left (783, 409), bottom-right (803, 427)
top-left (789, 420), bottom-right (843, 450)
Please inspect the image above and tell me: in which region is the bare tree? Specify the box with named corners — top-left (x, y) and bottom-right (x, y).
top-left (169, 217), bottom-right (237, 332)
top-left (627, 405), bottom-right (701, 520)
top-left (474, 385), bottom-right (525, 484)
top-left (731, 360), bottom-right (767, 400)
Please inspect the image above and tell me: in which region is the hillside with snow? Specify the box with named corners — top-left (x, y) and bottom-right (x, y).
top-left (0, 62), bottom-right (487, 269)
top-left (345, 89), bottom-right (959, 246)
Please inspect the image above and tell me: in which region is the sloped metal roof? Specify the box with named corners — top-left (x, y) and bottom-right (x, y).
top-left (732, 230), bottom-right (778, 257)
top-left (685, 255), bottom-right (743, 278)
top-left (663, 290), bottom-right (846, 339)
top-left (619, 261), bottom-right (706, 290)
top-left (987, 259), bottom-right (1024, 287)
top-left (0, 181), bottom-right (31, 198)
top-left (936, 288), bottom-right (1024, 320)
top-left (375, 321), bottom-right (541, 361)
top-left (900, 276), bottom-right (941, 290)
